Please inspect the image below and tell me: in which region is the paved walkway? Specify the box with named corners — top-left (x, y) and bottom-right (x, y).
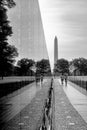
top-left (61, 80), bottom-right (87, 123)
top-left (1, 78), bottom-right (87, 130)
top-left (54, 78), bottom-right (87, 130)
top-left (1, 79), bottom-right (51, 130)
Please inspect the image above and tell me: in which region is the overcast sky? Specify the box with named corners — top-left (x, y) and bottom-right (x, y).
top-left (39, 0), bottom-right (87, 63)
top-left (8, 0), bottom-right (87, 69)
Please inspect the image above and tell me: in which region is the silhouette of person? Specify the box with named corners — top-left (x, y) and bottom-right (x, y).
top-left (64, 74), bottom-right (68, 86)
top-left (60, 74), bottom-right (64, 85)
top-left (35, 76), bottom-right (38, 86)
top-left (41, 75), bottom-right (43, 83)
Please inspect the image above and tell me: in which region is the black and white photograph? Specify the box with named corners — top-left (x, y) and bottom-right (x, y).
top-left (0, 0), bottom-right (87, 129)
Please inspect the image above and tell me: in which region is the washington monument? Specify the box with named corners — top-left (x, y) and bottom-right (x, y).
top-left (54, 36), bottom-right (58, 65)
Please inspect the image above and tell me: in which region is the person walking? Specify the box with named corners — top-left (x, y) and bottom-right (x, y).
top-left (41, 75), bottom-right (43, 84)
top-left (60, 74), bottom-right (64, 85)
top-left (64, 74), bottom-right (68, 86)
top-left (35, 76), bottom-right (38, 86)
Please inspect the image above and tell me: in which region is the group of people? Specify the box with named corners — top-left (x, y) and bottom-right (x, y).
top-left (60, 74), bottom-right (68, 86)
top-left (35, 75), bottom-right (43, 86)
top-left (35, 73), bottom-right (68, 86)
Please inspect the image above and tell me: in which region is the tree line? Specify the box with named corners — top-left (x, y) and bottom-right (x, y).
top-left (0, 0), bottom-right (18, 78)
top-left (14, 58), bottom-right (51, 76)
top-left (54, 58), bottom-right (87, 76)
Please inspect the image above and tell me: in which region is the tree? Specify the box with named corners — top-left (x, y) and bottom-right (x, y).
top-left (0, 0), bottom-right (15, 8)
top-left (71, 58), bottom-right (87, 75)
top-left (54, 58), bottom-right (69, 75)
top-left (0, 0), bottom-right (18, 78)
top-left (36, 59), bottom-right (51, 76)
top-left (17, 58), bottom-right (35, 76)
top-left (0, 43), bottom-right (18, 76)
